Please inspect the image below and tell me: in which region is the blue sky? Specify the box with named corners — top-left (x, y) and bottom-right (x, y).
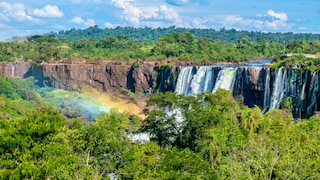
top-left (0, 0), bottom-right (319, 40)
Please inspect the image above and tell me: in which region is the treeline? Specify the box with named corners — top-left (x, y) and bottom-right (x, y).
top-left (1, 31), bottom-right (320, 63)
top-left (56, 26), bottom-right (320, 44)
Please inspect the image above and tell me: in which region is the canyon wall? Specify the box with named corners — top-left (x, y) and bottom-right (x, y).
top-left (0, 60), bottom-right (181, 94)
top-left (1, 60), bottom-right (319, 118)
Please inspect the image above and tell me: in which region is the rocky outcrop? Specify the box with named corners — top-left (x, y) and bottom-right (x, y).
top-left (0, 60), bottom-right (183, 95)
top-left (233, 67), bottom-right (266, 108)
top-left (40, 60), bottom-right (179, 94)
top-left (0, 61), bottom-right (31, 78)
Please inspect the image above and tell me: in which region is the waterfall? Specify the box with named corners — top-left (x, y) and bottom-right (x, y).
top-left (190, 66), bottom-right (214, 95)
top-left (270, 67), bottom-right (288, 109)
top-left (300, 72), bottom-right (307, 102)
top-left (172, 64), bottom-right (320, 118)
top-left (307, 71), bottom-right (319, 116)
top-left (262, 68), bottom-right (271, 113)
top-left (288, 70), bottom-right (297, 98)
top-left (212, 67), bottom-right (237, 93)
top-left (175, 66), bottom-right (194, 95)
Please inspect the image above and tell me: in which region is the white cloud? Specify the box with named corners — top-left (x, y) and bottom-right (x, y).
top-left (111, 0), bottom-right (184, 26)
top-left (72, 16), bottom-right (83, 24)
top-left (0, 2), bottom-right (34, 22)
top-left (32, 5), bottom-right (64, 18)
top-left (224, 15), bottom-right (243, 24)
top-left (265, 10), bottom-right (289, 30)
top-left (192, 19), bottom-right (207, 28)
top-left (159, 5), bottom-right (182, 24)
top-left (265, 20), bottom-right (287, 30)
top-left (267, 9), bottom-right (288, 21)
top-left (222, 15), bottom-right (264, 29)
top-left (72, 16), bottom-right (96, 27)
top-left (104, 22), bottom-right (114, 28)
top-left (111, 0), bottom-right (142, 25)
top-left (84, 19), bottom-right (96, 27)
top-left (216, 10), bottom-right (290, 31)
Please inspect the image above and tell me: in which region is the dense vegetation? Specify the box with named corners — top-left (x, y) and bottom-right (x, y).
top-left (141, 90), bottom-right (320, 179)
top-left (0, 77), bottom-right (43, 119)
top-left (1, 27), bottom-right (320, 63)
top-left (55, 26), bottom-right (320, 44)
top-left (0, 77), bottom-right (319, 179)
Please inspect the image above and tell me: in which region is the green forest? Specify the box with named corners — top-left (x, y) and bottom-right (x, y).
top-left (1, 27), bottom-right (320, 65)
top-left (1, 27), bottom-right (320, 179)
top-left (0, 77), bottom-right (319, 179)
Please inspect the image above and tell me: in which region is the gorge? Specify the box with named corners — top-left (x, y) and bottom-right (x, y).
top-left (0, 60), bottom-right (319, 119)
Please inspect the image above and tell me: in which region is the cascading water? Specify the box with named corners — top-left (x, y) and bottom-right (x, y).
top-left (288, 70), bottom-right (297, 98)
top-left (307, 71), bottom-right (319, 116)
top-left (190, 66), bottom-right (214, 95)
top-left (298, 71), bottom-right (308, 117)
top-left (300, 73), bottom-right (307, 102)
top-left (262, 68), bottom-right (271, 113)
top-left (270, 67), bottom-right (288, 109)
top-left (212, 67), bottom-right (237, 93)
top-left (172, 62), bottom-right (320, 118)
top-left (175, 66), bottom-right (194, 96)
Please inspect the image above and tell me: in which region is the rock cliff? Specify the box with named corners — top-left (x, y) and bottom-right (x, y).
top-left (0, 61), bottom-right (31, 78)
top-left (41, 60), bottom-right (181, 94)
top-left (0, 60), bottom-right (267, 97)
top-left (0, 60), bottom-right (182, 96)
top-left (1, 60), bottom-right (319, 118)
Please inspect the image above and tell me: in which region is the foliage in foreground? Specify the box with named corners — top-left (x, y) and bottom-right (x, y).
top-left (141, 90), bottom-right (320, 179)
top-left (0, 76), bottom-right (320, 179)
top-left (0, 109), bottom-right (214, 179)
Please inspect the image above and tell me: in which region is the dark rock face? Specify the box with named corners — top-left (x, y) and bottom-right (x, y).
top-left (0, 60), bottom-right (180, 95)
top-left (233, 67), bottom-right (266, 108)
top-left (40, 60), bottom-right (179, 95)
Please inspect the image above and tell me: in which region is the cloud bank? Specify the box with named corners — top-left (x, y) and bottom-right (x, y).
top-left (111, 0), bottom-right (183, 27)
top-left (31, 5), bottom-right (64, 18)
top-left (218, 9), bottom-right (290, 31)
top-left (72, 16), bottom-right (96, 27)
top-left (0, 2), bottom-right (33, 22)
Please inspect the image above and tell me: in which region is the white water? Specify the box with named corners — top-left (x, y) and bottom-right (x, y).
top-left (270, 67), bottom-right (287, 109)
top-left (307, 72), bottom-right (319, 116)
top-left (132, 133), bottom-right (150, 143)
top-left (175, 66), bottom-right (194, 95)
top-left (212, 67), bottom-right (237, 93)
top-left (262, 68), bottom-right (271, 113)
top-left (288, 70), bottom-right (296, 97)
top-left (190, 66), bottom-right (214, 95)
top-left (300, 73), bottom-right (307, 101)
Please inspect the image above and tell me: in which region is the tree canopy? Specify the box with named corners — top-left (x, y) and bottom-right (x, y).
top-left (1, 27), bottom-right (320, 64)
